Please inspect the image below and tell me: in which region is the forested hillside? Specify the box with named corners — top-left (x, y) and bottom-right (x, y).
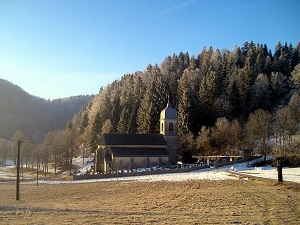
top-left (2, 41), bottom-right (300, 169)
top-left (64, 41), bottom-right (300, 152)
top-left (0, 79), bottom-right (92, 142)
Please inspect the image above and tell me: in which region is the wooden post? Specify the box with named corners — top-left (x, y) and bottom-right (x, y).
top-left (37, 154), bottom-right (39, 186)
top-left (69, 147), bottom-right (72, 175)
top-left (16, 140), bottom-right (21, 200)
top-left (82, 147), bottom-right (85, 166)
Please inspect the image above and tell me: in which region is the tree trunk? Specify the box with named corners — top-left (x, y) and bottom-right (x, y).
top-left (276, 157), bottom-right (283, 183)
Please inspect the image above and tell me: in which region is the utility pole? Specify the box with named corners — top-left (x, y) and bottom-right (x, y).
top-left (45, 149), bottom-right (47, 177)
top-left (16, 140), bottom-right (21, 200)
top-left (82, 146), bottom-right (85, 166)
top-left (37, 154), bottom-right (39, 186)
top-left (69, 147), bottom-right (72, 175)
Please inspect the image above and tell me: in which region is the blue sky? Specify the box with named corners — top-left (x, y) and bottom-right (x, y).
top-left (0, 0), bottom-right (299, 100)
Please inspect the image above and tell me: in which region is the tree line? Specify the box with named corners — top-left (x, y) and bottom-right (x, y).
top-left (1, 41), bottom-right (300, 175)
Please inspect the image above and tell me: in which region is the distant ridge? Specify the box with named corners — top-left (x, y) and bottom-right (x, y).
top-left (0, 78), bottom-right (92, 142)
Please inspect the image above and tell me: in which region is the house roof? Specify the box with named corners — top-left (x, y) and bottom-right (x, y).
top-left (110, 147), bottom-right (169, 157)
top-left (99, 133), bottom-right (166, 146)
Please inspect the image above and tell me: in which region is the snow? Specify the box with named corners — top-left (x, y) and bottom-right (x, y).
top-left (223, 156), bottom-right (300, 183)
top-left (19, 168), bottom-right (236, 185)
top-left (1, 156), bottom-right (299, 185)
top-left (226, 163), bottom-right (300, 183)
top-left (73, 155), bottom-right (94, 175)
top-left (0, 165), bottom-right (34, 180)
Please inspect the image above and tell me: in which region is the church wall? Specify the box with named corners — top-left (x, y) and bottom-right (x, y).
top-left (112, 156), bottom-right (169, 171)
top-left (164, 136), bottom-right (179, 164)
top-left (95, 147), bottom-right (170, 173)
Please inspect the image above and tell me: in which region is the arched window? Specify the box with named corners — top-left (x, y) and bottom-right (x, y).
top-left (169, 123), bottom-right (173, 131)
top-left (161, 122), bottom-right (164, 132)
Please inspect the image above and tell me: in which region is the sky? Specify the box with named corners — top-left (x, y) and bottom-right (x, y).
top-left (0, 0), bottom-right (299, 100)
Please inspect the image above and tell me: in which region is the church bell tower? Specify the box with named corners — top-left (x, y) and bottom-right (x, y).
top-left (160, 101), bottom-right (178, 165)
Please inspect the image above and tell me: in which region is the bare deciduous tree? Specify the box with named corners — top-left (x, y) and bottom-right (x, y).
top-left (211, 117), bottom-right (230, 155)
top-left (273, 97), bottom-right (300, 182)
top-left (196, 126), bottom-right (212, 155)
top-left (245, 109), bottom-right (272, 161)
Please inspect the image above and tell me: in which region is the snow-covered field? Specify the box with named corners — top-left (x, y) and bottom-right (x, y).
top-left (1, 156), bottom-right (299, 184)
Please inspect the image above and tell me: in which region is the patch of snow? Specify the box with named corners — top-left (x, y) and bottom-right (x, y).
top-left (21, 168), bottom-right (238, 185)
top-left (75, 154), bottom-right (94, 175)
top-left (0, 165), bottom-right (35, 180)
top-left (223, 156), bottom-right (300, 183)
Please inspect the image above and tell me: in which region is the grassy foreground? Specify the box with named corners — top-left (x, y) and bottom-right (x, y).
top-left (0, 178), bottom-right (299, 224)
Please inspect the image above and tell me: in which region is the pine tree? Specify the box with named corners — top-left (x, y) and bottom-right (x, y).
top-left (236, 68), bottom-right (251, 115)
top-left (198, 71), bottom-right (217, 126)
top-left (111, 90), bottom-right (121, 133)
top-left (79, 112), bottom-right (89, 133)
top-left (177, 74), bottom-right (191, 134)
top-left (250, 73), bottom-right (271, 112)
top-left (137, 72), bottom-right (168, 133)
top-left (270, 72), bottom-right (291, 106)
top-left (89, 111), bottom-right (102, 151)
top-left (291, 64), bottom-right (300, 89)
top-left (226, 79), bottom-right (241, 119)
top-left (199, 47), bottom-right (210, 76)
top-left (117, 107), bottom-right (129, 133)
top-left (291, 42), bottom-right (300, 70)
top-left (189, 55), bottom-right (197, 70)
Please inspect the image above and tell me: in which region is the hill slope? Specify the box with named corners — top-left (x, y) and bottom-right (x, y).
top-left (0, 78), bottom-right (92, 142)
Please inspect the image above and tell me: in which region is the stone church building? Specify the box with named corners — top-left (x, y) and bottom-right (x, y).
top-left (94, 102), bottom-right (178, 173)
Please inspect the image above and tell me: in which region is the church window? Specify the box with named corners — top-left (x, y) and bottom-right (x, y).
top-left (161, 122), bottom-right (164, 132)
top-left (169, 123), bottom-right (174, 131)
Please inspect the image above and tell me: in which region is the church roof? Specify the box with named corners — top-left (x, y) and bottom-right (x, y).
top-left (160, 102), bottom-right (177, 120)
top-left (99, 133), bottom-right (166, 146)
top-left (110, 147), bottom-right (169, 157)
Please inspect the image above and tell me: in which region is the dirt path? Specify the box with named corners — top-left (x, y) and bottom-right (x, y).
top-left (0, 179), bottom-right (299, 224)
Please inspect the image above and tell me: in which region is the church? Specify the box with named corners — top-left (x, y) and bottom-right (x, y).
top-left (94, 101), bottom-right (178, 173)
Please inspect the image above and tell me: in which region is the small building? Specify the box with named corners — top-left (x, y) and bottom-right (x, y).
top-left (94, 101), bottom-right (178, 173)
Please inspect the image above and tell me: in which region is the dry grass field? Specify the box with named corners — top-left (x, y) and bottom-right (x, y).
top-left (0, 178), bottom-right (299, 224)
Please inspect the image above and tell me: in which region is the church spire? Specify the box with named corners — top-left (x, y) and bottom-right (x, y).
top-left (167, 94), bottom-right (170, 106)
